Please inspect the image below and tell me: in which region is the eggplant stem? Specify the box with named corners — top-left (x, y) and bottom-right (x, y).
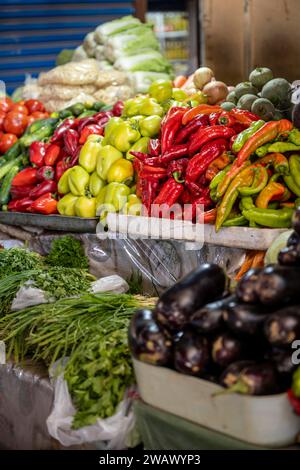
top-left (212, 379), bottom-right (249, 397)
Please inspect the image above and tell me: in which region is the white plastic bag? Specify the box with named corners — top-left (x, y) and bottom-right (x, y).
top-left (11, 282), bottom-right (50, 311)
top-left (91, 274), bottom-right (129, 294)
top-left (47, 361), bottom-right (135, 449)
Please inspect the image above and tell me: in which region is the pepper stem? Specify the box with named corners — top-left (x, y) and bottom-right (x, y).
top-left (173, 171), bottom-right (185, 183)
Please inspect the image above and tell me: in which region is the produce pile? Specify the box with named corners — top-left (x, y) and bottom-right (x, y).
top-left (129, 208), bottom-right (300, 398)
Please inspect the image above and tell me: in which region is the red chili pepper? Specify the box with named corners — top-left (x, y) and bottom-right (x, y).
top-left (175, 114), bottom-right (209, 144)
top-left (209, 112), bottom-right (222, 126)
top-left (181, 189), bottom-right (191, 204)
top-left (230, 108), bottom-right (260, 126)
top-left (36, 165), bottom-right (55, 182)
top-left (287, 389), bottom-right (300, 415)
top-left (203, 208), bottom-right (217, 224)
top-left (153, 177), bottom-right (184, 206)
top-left (141, 179), bottom-right (159, 214)
top-left (218, 111), bottom-right (237, 127)
top-left (31, 192), bottom-right (58, 215)
top-left (143, 157), bottom-right (163, 167)
top-left (167, 158), bottom-right (189, 181)
top-left (142, 165), bottom-right (167, 175)
top-left (186, 138), bottom-right (228, 182)
top-left (70, 145), bottom-right (82, 167)
top-left (161, 144), bottom-right (188, 164)
top-left (10, 185), bottom-right (35, 201)
top-left (64, 128), bottom-right (79, 156)
top-left (8, 197), bottom-right (34, 212)
top-left (55, 157), bottom-right (71, 182)
top-left (29, 180), bottom-right (57, 199)
top-left (51, 118), bottom-right (77, 144)
top-left (231, 123), bottom-right (247, 134)
top-left (161, 108), bottom-right (186, 154)
top-left (181, 189), bottom-right (211, 221)
top-left (44, 143), bottom-right (60, 166)
top-left (188, 126), bottom-right (235, 156)
top-left (79, 124), bottom-right (103, 144)
top-left (229, 134), bottom-right (237, 151)
top-left (12, 168), bottom-right (38, 187)
top-left (29, 141), bottom-right (47, 168)
top-left (130, 151), bottom-right (150, 161)
top-left (148, 138), bottom-right (161, 156)
top-left (112, 100), bottom-right (124, 117)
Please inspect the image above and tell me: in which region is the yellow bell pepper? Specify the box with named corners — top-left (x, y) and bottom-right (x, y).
top-left (123, 194), bottom-right (142, 216)
top-left (108, 121), bottom-right (140, 153)
top-left (96, 145), bottom-right (123, 180)
top-left (79, 135), bottom-right (102, 173)
top-left (68, 165), bottom-right (90, 196)
top-left (89, 171), bottom-right (106, 197)
top-left (107, 158), bottom-right (134, 184)
top-left (57, 193), bottom-right (78, 216)
top-left (57, 168), bottom-right (72, 195)
top-left (75, 196), bottom-right (96, 218)
top-left (96, 182), bottom-right (131, 217)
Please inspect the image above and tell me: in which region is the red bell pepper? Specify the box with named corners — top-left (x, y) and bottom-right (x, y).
top-left (44, 143), bottom-right (60, 166)
top-left (51, 118), bottom-right (77, 144)
top-left (31, 192), bottom-right (58, 215)
top-left (218, 111), bottom-right (237, 127)
top-left (29, 180), bottom-right (57, 199)
top-left (37, 165), bottom-right (55, 182)
top-left (112, 100), bottom-right (124, 116)
top-left (188, 126), bottom-right (235, 156)
top-left (29, 141), bottom-right (47, 168)
top-left (8, 197), bottom-right (34, 212)
top-left (209, 112), bottom-right (222, 126)
top-left (12, 168), bottom-right (38, 187)
top-left (10, 185), bottom-right (35, 200)
top-left (79, 124), bottom-right (103, 144)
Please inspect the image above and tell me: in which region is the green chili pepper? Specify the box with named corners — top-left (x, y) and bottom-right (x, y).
top-left (242, 206), bottom-right (293, 228)
top-left (255, 143), bottom-right (271, 157)
top-left (288, 128), bottom-right (300, 146)
top-left (209, 165), bottom-right (232, 191)
top-left (268, 142), bottom-right (300, 153)
top-left (289, 154), bottom-right (300, 188)
top-left (232, 120), bottom-right (265, 153)
top-left (239, 196), bottom-right (255, 211)
top-left (283, 175), bottom-right (300, 197)
top-left (223, 215), bottom-right (248, 227)
top-left (238, 165), bottom-right (269, 196)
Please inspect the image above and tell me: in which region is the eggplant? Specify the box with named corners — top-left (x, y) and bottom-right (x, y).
top-left (174, 329), bottom-right (210, 376)
top-left (220, 360), bottom-right (255, 388)
top-left (236, 268), bottom-right (261, 304)
top-left (223, 301), bottom-right (270, 337)
top-left (287, 231), bottom-right (300, 247)
top-left (264, 305), bottom-right (300, 347)
top-left (278, 245), bottom-right (300, 266)
top-left (155, 263), bottom-right (226, 331)
top-left (221, 362), bottom-right (278, 395)
top-left (128, 308), bottom-right (173, 366)
top-left (292, 209), bottom-right (300, 235)
top-left (211, 332), bottom-right (243, 367)
top-left (255, 265), bottom-right (300, 305)
top-left (265, 347), bottom-right (297, 377)
top-left (189, 295), bottom-right (235, 334)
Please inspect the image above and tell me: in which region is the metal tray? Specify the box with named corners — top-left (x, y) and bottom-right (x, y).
top-left (0, 212), bottom-right (98, 233)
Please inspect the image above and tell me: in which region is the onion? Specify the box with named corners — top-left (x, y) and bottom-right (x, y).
top-left (202, 81), bottom-right (228, 105)
top-left (193, 67), bottom-right (214, 90)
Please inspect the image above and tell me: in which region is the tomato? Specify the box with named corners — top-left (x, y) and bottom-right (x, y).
top-left (26, 115), bottom-right (35, 127)
top-left (11, 103), bottom-right (29, 115)
top-left (31, 111), bottom-right (49, 119)
top-left (0, 133), bottom-right (17, 154)
top-left (4, 111), bottom-right (28, 136)
top-left (0, 97), bottom-right (13, 113)
top-left (25, 99), bottom-right (45, 114)
top-left (0, 111), bottom-right (6, 131)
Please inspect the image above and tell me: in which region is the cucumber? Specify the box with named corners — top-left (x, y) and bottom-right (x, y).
top-left (0, 155), bottom-right (23, 181)
top-left (0, 164), bottom-right (20, 205)
top-left (0, 141), bottom-right (21, 165)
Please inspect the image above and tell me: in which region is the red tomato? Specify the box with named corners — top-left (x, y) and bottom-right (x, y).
top-left (25, 99), bottom-right (45, 114)
top-left (0, 97), bottom-right (13, 113)
top-left (0, 133), bottom-right (17, 154)
top-left (3, 111), bottom-right (28, 136)
top-left (0, 111), bottom-right (6, 131)
top-left (11, 103), bottom-right (29, 115)
top-left (31, 111), bottom-right (49, 119)
top-left (26, 115), bottom-right (35, 127)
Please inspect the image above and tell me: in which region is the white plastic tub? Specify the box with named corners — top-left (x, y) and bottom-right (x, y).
top-left (133, 359), bottom-right (300, 447)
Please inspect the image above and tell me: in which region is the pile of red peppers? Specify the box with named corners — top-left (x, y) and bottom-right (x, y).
top-left (8, 110), bottom-right (113, 215)
top-left (131, 104), bottom-right (258, 223)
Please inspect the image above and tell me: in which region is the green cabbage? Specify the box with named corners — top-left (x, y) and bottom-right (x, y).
top-left (95, 15), bottom-right (141, 43)
top-left (114, 51), bottom-right (173, 74)
top-left (105, 26), bottom-right (159, 61)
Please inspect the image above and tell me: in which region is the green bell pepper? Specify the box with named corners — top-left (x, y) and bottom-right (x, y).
top-left (75, 195), bottom-right (96, 218)
top-left (57, 193), bottom-right (78, 216)
top-left (57, 168), bottom-right (72, 195)
top-left (122, 97), bottom-right (147, 117)
top-left (102, 117), bottom-right (122, 144)
top-left (68, 165), bottom-right (90, 196)
top-left (96, 145), bottom-right (123, 180)
top-left (89, 171), bottom-right (106, 197)
top-left (96, 182), bottom-right (131, 217)
top-left (139, 115), bottom-right (162, 138)
top-left (149, 79), bottom-right (173, 103)
top-left (122, 194), bottom-right (142, 216)
top-left (172, 88), bottom-right (189, 101)
top-left (126, 136), bottom-right (150, 160)
top-left (79, 135), bottom-right (102, 173)
top-left (108, 121), bottom-right (140, 152)
top-left (138, 97), bottom-right (164, 117)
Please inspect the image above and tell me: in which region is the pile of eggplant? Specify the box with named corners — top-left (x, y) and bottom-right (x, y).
top-left (128, 209), bottom-right (300, 397)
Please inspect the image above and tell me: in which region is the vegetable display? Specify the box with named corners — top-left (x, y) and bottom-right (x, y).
top-left (129, 207), bottom-right (300, 402)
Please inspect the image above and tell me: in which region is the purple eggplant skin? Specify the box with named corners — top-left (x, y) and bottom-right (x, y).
top-left (264, 305), bottom-right (300, 347)
top-left (278, 245), bottom-right (300, 266)
top-left (236, 268), bottom-right (261, 304)
top-left (255, 265), bottom-right (300, 305)
top-left (155, 263), bottom-right (226, 331)
top-left (128, 309), bottom-right (173, 366)
top-left (236, 363), bottom-right (278, 395)
top-left (219, 360), bottom-right (255, 388)
top-left (211, 332), bottom-right (243, 368)
top-left (223, 301), bottom-right (271, 337)
top-left (287, 231), bottom-right (300, 247)
top-left (189, 295), bottom-right (235, 334)
top-left (292, 209), bottom-right (300, 235)
top-left (265, 347), bottom-right (297, 377)
top-left (174, 329), bottom-right (210, 376)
